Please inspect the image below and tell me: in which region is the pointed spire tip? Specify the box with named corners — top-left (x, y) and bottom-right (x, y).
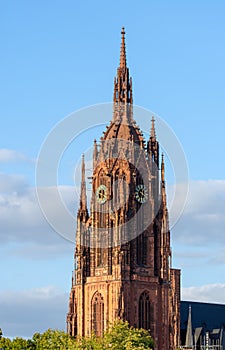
top-left (81, 154), bottom-right (85, 180)
top-left (120, 26), bottom-right (127, 69)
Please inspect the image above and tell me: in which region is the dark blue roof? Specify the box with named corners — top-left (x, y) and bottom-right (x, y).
top-left (181, 301), bottom-right (225, 331)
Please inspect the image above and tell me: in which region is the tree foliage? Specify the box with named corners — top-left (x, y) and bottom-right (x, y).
top-left (0, 336), bottom-right (12, 349)
top-left (0, 321), bottom-right (154, 349)
top-left (33, 329), bottom-right (73, 350)
top-left (102, 320), bottom-right (154, 350)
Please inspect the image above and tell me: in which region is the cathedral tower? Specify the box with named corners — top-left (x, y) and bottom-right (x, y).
top-left (67, 28), bottom-right (180, 350)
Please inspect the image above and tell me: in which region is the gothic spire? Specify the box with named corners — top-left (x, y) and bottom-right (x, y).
top-left (79, 154), bottom-right (87, 212)
top-left (114, 27), bottom-right (132, 106)
top-left (147, 117), bottom-right (159, 168)
top-left (161, 153), bottom-right (165, 184)
top-left (93, 139), bottom-right (98, 170)
top-left (151, 117), bottom-right (156, 140)
top-left (161, 153), bottom-right (167, 207)
top-left (120, 27), bottom-right (127, 69)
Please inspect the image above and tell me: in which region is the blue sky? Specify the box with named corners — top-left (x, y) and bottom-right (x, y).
top-left (1, 0), bottom-right (225, 338)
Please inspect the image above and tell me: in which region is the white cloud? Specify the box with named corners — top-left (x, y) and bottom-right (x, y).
top-left (0, 173), bottom-right (77, 255)
top-left (182, 283), bottom-right (225, 304)
top-left (0, 173), bottom-right (28, 194)
top-left (171, 180), bottom-right (225, 246)
top-left (0, 286), bottom-right (68, 338)
top-left (0, 149), bottom-right (32, 163)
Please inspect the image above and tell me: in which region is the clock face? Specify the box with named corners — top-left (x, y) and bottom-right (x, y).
top-left (135, 184), bottom-right (148, 203)
top-left (96, 184), bottom-right (107, 204)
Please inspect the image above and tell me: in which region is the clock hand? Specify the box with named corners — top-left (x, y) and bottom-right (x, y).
top-left (140, 189), bottom-right (144, 197)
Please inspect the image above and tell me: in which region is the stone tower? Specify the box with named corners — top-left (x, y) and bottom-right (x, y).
top-left (67, 27), bottom-right (180, 350)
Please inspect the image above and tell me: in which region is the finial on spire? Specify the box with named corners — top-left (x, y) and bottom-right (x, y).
top-left (120, 26), bottom-right (127, 69)
top-left (151, 117), bottom-right (156, 139)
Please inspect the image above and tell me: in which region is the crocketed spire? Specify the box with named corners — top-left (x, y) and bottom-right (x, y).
top-left (120, 26), bottom-right (127, 69)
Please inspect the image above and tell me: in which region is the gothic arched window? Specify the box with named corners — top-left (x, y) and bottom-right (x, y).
top-left (92, 292), bottom-right (104, 336)
top-left (138, 291), bottom-right (151, 330)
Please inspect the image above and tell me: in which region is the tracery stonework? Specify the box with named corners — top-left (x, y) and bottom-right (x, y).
top-left (67, 27), bottom-right (180, 350)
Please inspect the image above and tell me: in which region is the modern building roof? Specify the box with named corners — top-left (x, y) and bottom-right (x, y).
top-left (181, 300), bottom-right (225, 331)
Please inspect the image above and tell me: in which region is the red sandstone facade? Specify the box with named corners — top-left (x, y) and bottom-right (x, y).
top-left (67, 28), bottom-right (180, 350)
